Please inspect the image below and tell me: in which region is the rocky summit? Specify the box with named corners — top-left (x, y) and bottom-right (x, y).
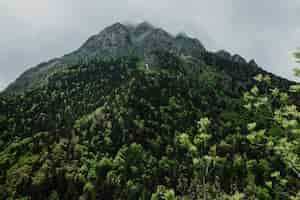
top-left (6, 22), bottom-right (206, 93)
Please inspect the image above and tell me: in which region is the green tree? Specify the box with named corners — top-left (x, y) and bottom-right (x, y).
top-left (244, 72), bottom-right (300, 198)
top-left (151, 185), bottom-right (177, 200)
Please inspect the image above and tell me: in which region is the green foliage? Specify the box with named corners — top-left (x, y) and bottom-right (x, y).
top-left (151, 185), bottom-right (177, 200)
top-left (0, 54), bottom-right (299, 199)
top-left (83, 182), bottom-right (96, 200)
top-left (48, 191), bottom-right (60, 200)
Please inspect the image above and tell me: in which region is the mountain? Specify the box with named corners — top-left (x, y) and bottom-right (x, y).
top-left (0, 22), bottom-right (299, 199)
top-left (5, 22), bottom-right (291, 94)
top-left (5, 22), bottom-right (205, 94)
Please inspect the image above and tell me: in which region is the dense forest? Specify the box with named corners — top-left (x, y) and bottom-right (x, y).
top-left (0, 50), bottom-right (299, 199)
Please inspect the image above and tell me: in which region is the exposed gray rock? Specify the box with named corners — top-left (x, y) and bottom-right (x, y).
top-left (216, 50), bottom-right (231, 60)
top-left (77, 22), bottom-right (133, 58)
top-left (174, 35), bottom-right (206, 57)
top-left (177, 32), bottom-right (189, 38)
top-left (134, 28), bottom-right (175, 57)
top-left (132, 22), bottom-right (154, 42)
top-left (248, 59), bottom-right (258, 67)
top-left (232, 54), bottom-right (247, 65)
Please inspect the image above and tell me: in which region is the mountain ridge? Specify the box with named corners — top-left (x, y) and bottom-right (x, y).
top-left (5, 21), bottom-right (287, 94)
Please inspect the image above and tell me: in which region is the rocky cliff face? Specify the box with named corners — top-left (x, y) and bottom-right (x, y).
top-left (74, 22), bottom-right (206, 60)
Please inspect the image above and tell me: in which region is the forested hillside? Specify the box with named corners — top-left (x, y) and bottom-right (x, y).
top-left (0, 22), bottom-right (299, 200)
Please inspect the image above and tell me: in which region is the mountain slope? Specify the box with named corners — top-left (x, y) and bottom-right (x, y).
top-left (0, 22), bottom-right (299, 199)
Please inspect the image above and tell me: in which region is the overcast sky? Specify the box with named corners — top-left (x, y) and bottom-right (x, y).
top-left (0, 0), bottom-right (300, 90)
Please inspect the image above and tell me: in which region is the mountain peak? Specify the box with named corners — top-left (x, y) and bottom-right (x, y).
top-left (5, 21), bottom-right (276, 94)
top-left (176, 32), bottom-right (189, 38)
top-left (232, 54), bottom-right (247, 65)
top-left (147, 28), bottom-right (173, 40)
top-left (132, 22), bottom-right (156, 41)
top-left (104, 22), bottom-right (129, 32)
top-left (216, 50), bottom-right (231, 60)
top-left (135, 21), bottom-right (155, 30)
top-left (248, 59), bottom-right (258, 67)
top-left (77, 22), bottom-right (132, 58)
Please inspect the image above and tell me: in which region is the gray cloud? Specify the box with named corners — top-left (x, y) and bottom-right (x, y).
top-left (0, 0), bottom-right (300, 91)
